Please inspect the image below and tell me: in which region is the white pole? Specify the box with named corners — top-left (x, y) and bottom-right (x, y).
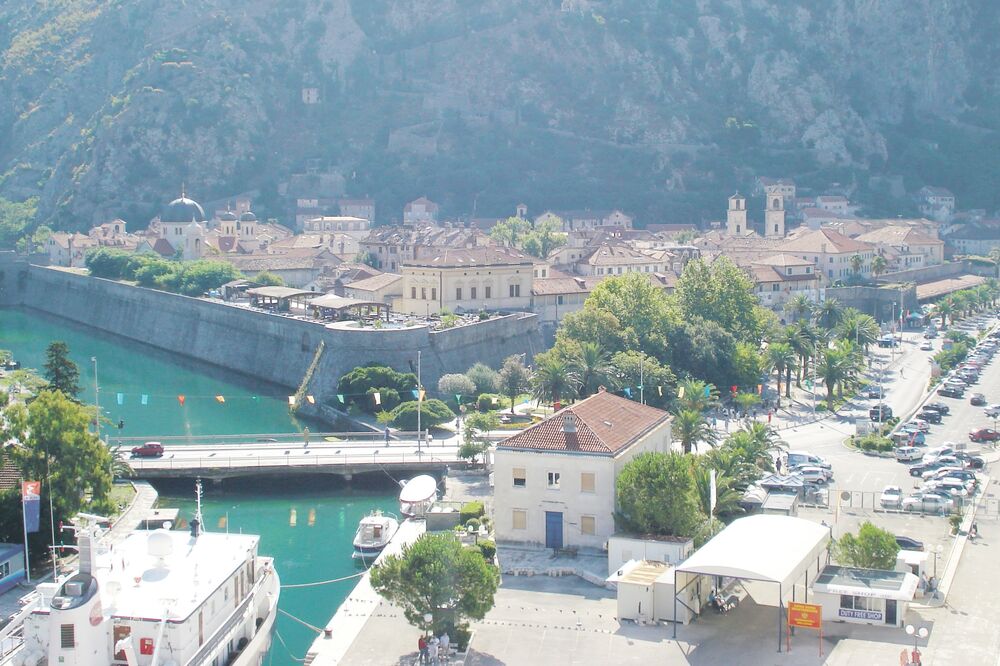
top-left (640, 356), bottom-right (645, 405)
top-left (21, 495), bottom-right (30, 584)
top-left (92, 356), bottom-right (101, 443)
top-left (417, 351), bottom-right (422, 454)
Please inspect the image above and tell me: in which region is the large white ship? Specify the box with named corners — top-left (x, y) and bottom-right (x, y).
top-left (1, 487), bottom-right (279, 666)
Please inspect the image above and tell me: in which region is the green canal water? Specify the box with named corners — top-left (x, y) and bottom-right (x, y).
top-left (0, 307), bottom-right (399, 665)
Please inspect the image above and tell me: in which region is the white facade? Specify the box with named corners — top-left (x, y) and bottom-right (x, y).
top-left (607, 535), bottom-right (694, 575)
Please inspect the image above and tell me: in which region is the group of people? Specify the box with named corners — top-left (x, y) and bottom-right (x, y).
top-left (417, 631), bottom-right (451, 664)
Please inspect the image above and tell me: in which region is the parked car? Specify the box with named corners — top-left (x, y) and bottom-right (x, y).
top-left (794, 466), bottom-right (832, 484)
top-left (922, 479), bottom-right (969, 498)
top-left (131, 441), bottom-right (164, 457)
top-left (917, 409), bottom-right (943, 424)
top-left (923, 402), bottom-right (951, 414)
top-left (903, 419), bottom-right (931, 433)
top-left (923, 446), bottom-right (957, 462)
top-left (985, 404), bottom-right (1000, 418)
top-left (971, 393), bottom-right (987, 406)
top-left (785, 451), bottom-right (832, 470)
top-left (869, 404), bottom-right (893, 422)
top-left (955, 452), bottom-right (985, 469)
top-left (895, 535), bottom-right (925, 551)
top-left (919, 341), bottom-right (933, 351)
top-left (969, 428), bottom-right (1000, 442)
top-left (892, 430), bottom-right (926, 446)
top-left (865, 386), bottom-right (883, 399)
top-left (938, 386), bottom-right (964, 398)
top-left (894, 446), bottom-right (924, 462)
top-left (902, 494), bottom-right (954, 514)
top-left (880, 485), bottom-right (904, 509)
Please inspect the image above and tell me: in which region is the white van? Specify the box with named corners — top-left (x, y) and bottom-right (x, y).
top-left (786, 451), bottom-right (831, 470)
top-left (894, 446), bottom-right (923, 462)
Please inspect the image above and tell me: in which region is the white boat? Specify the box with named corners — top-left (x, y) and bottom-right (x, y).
top-left (352, 510), bottom-right (399, 560)
top-left (1, 482), bottom-right (279, 666)
top-left (398, 475), bottom-right (437, 517)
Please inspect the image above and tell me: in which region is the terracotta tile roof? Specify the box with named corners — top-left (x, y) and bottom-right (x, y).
top-left (855, 226), bottom-right (941, 246)
top-left (778, 228), bottom-right (873, 254)
top-left (915, 275), bottom-right (985, 300)
top-left (405, 246), bottom-right (532, 268)
top-left (498, 390), bottom-right (669, 456)
top-left (752, 253), bottom-right (815, 268)
top-left (343, 272), bottom-right (403, 292)
top-left (531, 276), bottom-right (599, 296)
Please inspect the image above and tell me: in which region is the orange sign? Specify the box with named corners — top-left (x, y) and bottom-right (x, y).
top-left (787, 602), bottom-right (822, 629)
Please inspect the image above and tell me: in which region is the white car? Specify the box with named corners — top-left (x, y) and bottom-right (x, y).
top-left (795, 466), bottom-right (831, 484)
top-left (919, 341), bottom-right (933, 351)
top-left (894, 446), bottom-right (923, 462)
top-left (986, 404), bottom-right (1000, 418)
top-left (922, 479), bottom-right (968, 498)
top-left (902, 494), bottom-right (954, 514)
top-left (880, 485), bottom-right (903, 509)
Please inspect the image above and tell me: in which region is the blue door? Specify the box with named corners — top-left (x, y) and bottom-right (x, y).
top-left (545, 511), bottom-right (563, 549)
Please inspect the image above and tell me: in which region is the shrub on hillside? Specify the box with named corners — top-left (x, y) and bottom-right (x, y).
top-left (388, 399), bottom-right (455, 430)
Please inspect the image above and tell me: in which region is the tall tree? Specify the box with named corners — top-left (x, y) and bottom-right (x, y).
top-left (530, 353), bottom-right (580, 408)
top-left (609, 350), bottom-right (676, 408)
top-left (870, 254), bottom-right (888, 278)
top-left (489, 216), bottom-right (531, 248)
top-left (849, 254), bottom-right (863, 275)
top-left (672, 408), bottom-right (717, 454)
top-left (370, 532), bottom-right (499, 637)
top-left (616, 452), bottom-right (704, 537)
top-left (675, 256), bottom-right (764, 343)
top-left (833, 521), bottom-right (900, 570)
top-left (691, 462), bottom-right (742, 518)
top-left (935, 297), bottom-right (954, 327)
top-left (783, 293), bottom-right (813, 322)
top-left (766, 342), bottom-right (795, 402)
top-left (570, 342), bottom-right (612, 398)
top-left (585, 273), bottom-right (675, 358)
top-left (815, 298), bottom-right (844, 331)
top-left (675, 378), bottom-right (717, 413)
top-left (496, 355), bottom-right (530, 414)
top-left (42, 341), bottom-right (81, 399)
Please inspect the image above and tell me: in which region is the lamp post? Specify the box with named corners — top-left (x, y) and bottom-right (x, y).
top-left (904, 624), bottom-right (928, 664)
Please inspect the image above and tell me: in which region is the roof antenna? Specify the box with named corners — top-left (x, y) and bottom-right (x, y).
top-left (191, 478), bottom-right (203, 538)
top-left (181, 182), bottom-right (186, 199)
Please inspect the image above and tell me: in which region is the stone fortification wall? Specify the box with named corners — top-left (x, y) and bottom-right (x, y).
top-left (10, 264), bottom-right (541, 403)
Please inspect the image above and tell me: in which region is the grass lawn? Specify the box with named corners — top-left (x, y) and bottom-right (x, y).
top-left (109, 482), bottom-right (136, 518)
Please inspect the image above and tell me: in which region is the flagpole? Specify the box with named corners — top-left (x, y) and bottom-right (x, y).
top-left (417, 350), bottom-right (422, 455)
top-left (92, 356), bottom-right (101, 443)
top-left (639, 357), bottom-right (645, 405)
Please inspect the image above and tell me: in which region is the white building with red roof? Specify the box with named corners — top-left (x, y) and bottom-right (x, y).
top-left (494, 389), bottom-right (672, 550)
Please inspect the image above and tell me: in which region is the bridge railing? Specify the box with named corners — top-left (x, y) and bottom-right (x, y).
top-left (127, 450), bottom-right (464, 472)
top-left (109, 431), bottom-right (389, 447)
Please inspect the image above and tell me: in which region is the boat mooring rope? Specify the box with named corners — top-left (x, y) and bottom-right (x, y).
top-left (280, 571), bottom-right (366, 589)
top-left (273, 629), bottom-right (307, 663)
top-left (277, 608), bottom-right (326, 634)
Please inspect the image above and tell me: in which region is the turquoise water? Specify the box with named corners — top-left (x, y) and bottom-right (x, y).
top-left (0, 307), bottom-right (399, 665)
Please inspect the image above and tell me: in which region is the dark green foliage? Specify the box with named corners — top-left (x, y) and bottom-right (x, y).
top-left (833, 521), bottom-right (900, 570)
top-left (465, 362), bottom-right (499, 395)
top-left (460, 501), bottom-right (484, 524)
top-left (43, 341), bottom-right (80, 398)
top-left (84, 249), bottom-right (242, 295)
top-left (477, 539), bottom-right (496, 562)
top-left (388, 399), bottom-right (455, 429)
top-left (616, 451), bottom-right (704, 538)
top-left (337, 364), bottom-right (417, 414)
top-left (0, 197), bottom-right (37, 249)
top-left (253, 271), bottom-right (285, 286)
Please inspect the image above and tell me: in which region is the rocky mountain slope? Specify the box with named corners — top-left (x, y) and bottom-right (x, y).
top-left (1, 0), bottom-right (998, 229)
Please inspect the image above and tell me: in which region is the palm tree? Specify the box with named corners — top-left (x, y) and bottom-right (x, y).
top-left (530, 356), bottom-right (580, 408)
top-left (836, 309), bottom-right (879, 351)
top-left (766, 342), bottom-right (795, 403)
top-left (110, 446), bottom-right (134, 479)
top-left (788, 320), bottom-right (821, 386)
top-left (571, 342), bottom-right (611, 398)
top-left (990, 247), bottom-right (1000, 279)
top-left (814, 298), bottom-right (844, 331)
top-left (815, 342), bottom-right (864, 409)
top-left (871, 254), bottom-right (888, 279)
top-left (935, 297), bottom-right (955, 327)
top-left (783, 293), bottom-right (813, 322)
top-left (676, 378), bottom-right (717, 413)
top-left (727, 422), bottom-right (786, 469)
top-left (986, 279), bottom-right (999, 306)
top-left (849, 254), bottom-right (863, 276)
top-left (691, 463), bottom-right (742, 518)
top-left (673, 408), bottom-right (718, 454)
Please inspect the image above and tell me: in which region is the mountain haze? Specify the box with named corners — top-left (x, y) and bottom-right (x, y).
top-left (2, 0), bottom-right (999, 229)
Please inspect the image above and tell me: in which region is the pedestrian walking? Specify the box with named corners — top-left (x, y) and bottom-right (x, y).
top-left (418, 635), bottom-right (429, 664)
top-left (384, 426), bottom-right (390, 446)
top-left (303, 426), bottom-right (310, 447)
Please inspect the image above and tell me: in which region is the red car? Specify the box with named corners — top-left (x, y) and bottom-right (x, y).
top-left (131, 441), bottom-right (164, 457)
top-left (969, 428), bottom-right (1000, 443)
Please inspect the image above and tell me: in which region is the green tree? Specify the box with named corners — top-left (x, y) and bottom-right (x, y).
top-left (783, 293), bottom-right (813, 322)
top-left (766, 342), bottom-right (795, 402)
top-left (935, 297), bottom-right (954, 327)
top-left (675, 256), bottom-right (763, 343)
top-left (530, 353), bottom-right (580, 407)
top-left (43, 341), bottom-right (80, 398)
top-left (570, 342), bottom-right (611, 398)
top-left (460, 411), bottom-right (500, 465)
top-left (836, 308), bottom-right (880, 350)
top-left (388, 399), bottom-right (455, 430)
top-left (733, 391), bottom-right (761, 416)
top-left (676, 378), bottom-right (717, 413)
top-left (849, 254), bottom-right (863, 275)
top-left (338, 364), bottom-right (418, 413)
top-left (85, 247), bottom-right (133, 278)
top-left (0, 196), bottom-right (38, 249)
top-left (370, 532), bottom-right (499, 638)
top-left (438, 373), bottom-right (477, 403)
top-left (174, 260), bottom-right (243, 296)
top-left (489, 216), bottom-right (532, 248)
top-left (556, 308), bottom-right (630, 355)
top-left (465, 362), bottom-right (498, 395)
top-left (815, 342), bottom-right (863, 409)
top-left (833, 521), bottom-right (900, 570)
top-left (871, 254), bottom-right (888, 278)
top-left (609, 350), bottom-right (676, 407)
top-left (252, 271), bottom-right (285, 286)
top-left (14, 390), bottom-right (114, 522)
top-left (815, 298), bottom-right (844, 331)
top-left (673, 408), bottom-right (717, 454)
top-left (356, 251), bottom-right (380, 268)
top-left (584, 273), bottom-right (675, 358)
top-left (520, 219), bottom-right (567, 258)
top-left (691, 462), bottom-right (742, 518)
top-left (616, 452), bottom-right (704, 537)
top-left (496, 355), bottom-right (530, 414)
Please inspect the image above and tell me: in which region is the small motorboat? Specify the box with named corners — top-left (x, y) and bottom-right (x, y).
top-left (398, 475), bottom-right (437, 517)
top-left (352, 510), bottom-right (399, 560)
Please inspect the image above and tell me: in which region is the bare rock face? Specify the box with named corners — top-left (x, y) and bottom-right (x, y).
top-left (0, 0), bottom-right (995, 227)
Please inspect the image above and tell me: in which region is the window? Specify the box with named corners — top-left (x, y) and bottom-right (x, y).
top-left (471, 287), bottom-right (477, 300)
top-left (509, 284), bottom-right (521, 297)
top-left (485, 286), bottom-right (491, 298)
top-left (512, 509), bottom-right (527, 530)
top-left (431, 288), bottom-right (437, 301)
top-left (580, 472), bottom-right (595, 493)
top-left (512, 468), bottom-right (526, 487)
top-left (580, 515), bottom-right (596, 535)
top-left (456, 287), bottom-right (463, 300)
top-left (839, 595), bottom-right (876, 611)
top-left (547, 471), bottom-right (561, 489)
top-left (411, 287), bottom-right (416, 299)
top-left (421, 287), bottom-right (426, 300)
top-left (557, 295), bottom-right (564, 305)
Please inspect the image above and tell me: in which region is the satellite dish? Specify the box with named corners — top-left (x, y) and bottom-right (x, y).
top-left (841, 491), bottom-right (851, 501)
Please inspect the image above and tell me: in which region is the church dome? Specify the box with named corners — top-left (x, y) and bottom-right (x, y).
top-left (219, 210), bottom-right (237, 222)
top-left (238, 211), bottom-right (257, 223)
top-left (161, 196), bottom-right (205, 224)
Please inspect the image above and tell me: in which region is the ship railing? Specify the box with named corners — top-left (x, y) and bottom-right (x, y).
top-left (183, 563), bottom-right (276, 666)
top-left (0, 593), bottom-right (43, 661)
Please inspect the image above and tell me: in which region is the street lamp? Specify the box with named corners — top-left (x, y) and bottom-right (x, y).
top-left (904, 624), bottom-right (929, 663)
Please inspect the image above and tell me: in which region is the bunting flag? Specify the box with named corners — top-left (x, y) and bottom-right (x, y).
top-left (288, 396), bottom-right (296, 406)
top-left (306, 395), bottom-right (315, 404)
top-left (177, 395), bottom-right (186, 406)
top-left (657, 386), bottom-right (663, 397)
top-left (624, 387), bottom-right (632, 398)
top-left (373, 392), bottom-right (382, 406)
top-left (455, 394), bottom-right (462, 404)
top-left (418, 388), bottom-right (426, 401)
top-left (141, 394), bottom-right (149, 406)
top-left (678, 386), bottom-right (685, 398)
top-left (116, 392), bottom-right (124, 405)
top-left (703, 386), bottom-right (711, 397)
top-left (757, 384), bottom-right (763, 395)
top-left (337, 394), bottom-right (345, 404)
top-left (412, 389), bottom-right (420, 399)
top-left (730, 385), bottom-right (738, 395)
top-left (215, 395), bottom-right (225, 403)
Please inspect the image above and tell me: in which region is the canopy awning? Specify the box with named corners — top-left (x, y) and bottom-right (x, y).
top-left (246, 286), bottom-right (314, 300)
top-left (308, 294), bottom-right (385, 311)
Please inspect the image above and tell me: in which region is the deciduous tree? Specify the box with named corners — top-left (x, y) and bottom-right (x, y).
top-left (496, 355), bottom-right (530, 414)
top-left (833, 521), bottom-right (899, 570)
top-left (616, 452), bottom-right (704, 537)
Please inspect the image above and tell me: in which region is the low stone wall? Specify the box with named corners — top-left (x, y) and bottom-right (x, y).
top-left (3, 261), bottom-right (542, 408)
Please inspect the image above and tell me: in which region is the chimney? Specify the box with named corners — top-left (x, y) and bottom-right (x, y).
top-left (563, 414), bottom-right (577, 434)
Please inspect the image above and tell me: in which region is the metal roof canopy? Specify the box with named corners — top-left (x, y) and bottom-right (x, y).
top-left (672, 515), bottom-right (832, 653)
top-left (308, 294), bottom-right (385, 310)
top-left (246, 286), bottom-right (314, 300)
